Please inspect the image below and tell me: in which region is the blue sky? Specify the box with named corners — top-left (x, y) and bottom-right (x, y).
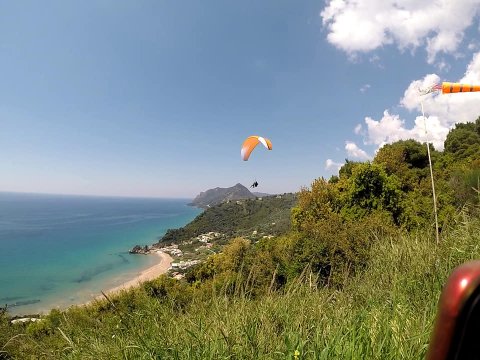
top-left (2, 1), bottom-right (480, 198)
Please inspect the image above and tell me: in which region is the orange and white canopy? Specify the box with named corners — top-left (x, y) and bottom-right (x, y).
top-left (241, 135), bottom-right (272, 161)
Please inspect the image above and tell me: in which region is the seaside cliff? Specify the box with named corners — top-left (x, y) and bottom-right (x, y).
top-left (129, 191), bottom-right (296, 254)
top-left (188, 183), bottom-right (257, 209)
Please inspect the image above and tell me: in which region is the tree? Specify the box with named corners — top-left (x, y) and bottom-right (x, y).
top-left (374, 139), bottom-right (433, 191)
top-left (338, 159), bottom-right (362, 179)
top-left (340, 163), bottom-right (403, 223)
top-left (444, 122), bottom-right (480, 161)
top-left (291, 178), bottom-right (340, 232)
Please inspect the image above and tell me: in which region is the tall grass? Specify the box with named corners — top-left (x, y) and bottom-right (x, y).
top-left (2, 213), bottom-right (480, 359)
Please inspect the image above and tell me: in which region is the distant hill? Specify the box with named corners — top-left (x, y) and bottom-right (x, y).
top-left (188, 183), bottom-right (256, 209)
top-left (158, 193), bottom-right (298, 245)
top-left (252, 191), bottom-right (271, 197)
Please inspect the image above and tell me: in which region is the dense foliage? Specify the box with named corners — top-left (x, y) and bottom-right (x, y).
top-left (2, 213), bottom-right (480, 359)
top-left (159, 193), bottom-right (297, 244)
top-left (2, 118), bottom-right (480, 359)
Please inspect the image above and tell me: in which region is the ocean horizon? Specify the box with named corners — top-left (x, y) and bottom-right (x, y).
top-left (0, 192), bottom-right (202, 315)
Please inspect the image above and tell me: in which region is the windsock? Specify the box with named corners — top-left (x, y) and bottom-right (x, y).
top-left (433, 82), bottom-right (480, 94)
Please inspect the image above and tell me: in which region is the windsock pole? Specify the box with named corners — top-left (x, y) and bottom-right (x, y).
top-left (421, 101), bottom-right (440, 244)
top-left (418, 80), bottom-right (480, 243)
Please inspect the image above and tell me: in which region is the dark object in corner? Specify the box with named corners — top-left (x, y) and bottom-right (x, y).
top-left (427, 260), bottom-right (480, 360)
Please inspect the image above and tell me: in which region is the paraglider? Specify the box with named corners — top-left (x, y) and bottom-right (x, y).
top-left (241, 135), bottom-right (272, 161)
top-left (241, 135), bottom-right (272, 189)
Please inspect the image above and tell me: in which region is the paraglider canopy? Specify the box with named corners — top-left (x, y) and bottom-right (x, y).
top-left (241, 135), bottom-right (272, 161)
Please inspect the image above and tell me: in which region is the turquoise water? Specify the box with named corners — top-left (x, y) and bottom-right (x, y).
top-left (0, 192), bottom-right (202, 315)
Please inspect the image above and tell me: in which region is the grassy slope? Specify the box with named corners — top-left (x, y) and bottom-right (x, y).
top-left (2, 213), bottom-right (480, 359)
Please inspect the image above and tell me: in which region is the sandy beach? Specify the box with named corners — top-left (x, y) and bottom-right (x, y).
top-left (7, 250), bottom-right (173, 316)
top-left (99, 250), bottom-right (173, 297)
top-left (10, 250), bottom-right (174, 315)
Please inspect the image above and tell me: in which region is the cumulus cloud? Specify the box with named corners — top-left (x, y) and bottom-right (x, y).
top-left (321, 0), bottom-right (480, 63)
top-left (325, 159), bottom-right (344, 171)
top-left (358, 51), bottom-right (480, 150)
top-left (402, 52), bottom-right (480, 123)
top-left (362, 111), bottom-right (449, 150)
top-left (345, 141), bottom-right (371, 160)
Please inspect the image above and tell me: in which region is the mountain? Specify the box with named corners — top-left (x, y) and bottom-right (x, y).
top-left (188, 183), bottom-right (256, 209)
top-left (159, 192), bottom-right (297, 245)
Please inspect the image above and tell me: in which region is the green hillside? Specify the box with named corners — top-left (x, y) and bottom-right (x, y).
top-left (158, 193), bottom-right (297, 245)
top-left (2, 214), bottom-right (479, 359)
top-left (2, 118), bottom-right (480, 359)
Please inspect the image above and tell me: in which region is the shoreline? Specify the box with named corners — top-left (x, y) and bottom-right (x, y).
top-left (87, 250), bottom-right (173, 305)
top-left (101, 250), bottom-right (173, 296)
top-left (0, 195), bottom-right (201, 317)
top-left (9, 250), bottom-right (174, 316)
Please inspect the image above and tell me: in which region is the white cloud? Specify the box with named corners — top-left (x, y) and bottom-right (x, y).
top-left (363, 111), bottom-right (406, 146)
top-left (362, 111), bottom-right (449, 150)
top-left (358, 51), bottom-right (480, 151)
top-left (345, 141), bottom-right (371, 160)
top-left (320, 0), bottom-right (480, 63)
top-left (468, 42), bottom-right (479, 51)
top-left (354, 123), bottom-right (363, 134)
top-left (360, 84), bottom-right (371, 93)
top-left (436, 59), bottom-right (451, 72)
top-left (402, 52), bottom-right (480, 122)
top-left (325, 159), bottom-right (344, 171)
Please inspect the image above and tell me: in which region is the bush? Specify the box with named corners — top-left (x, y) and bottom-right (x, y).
top-left (142, 275), bottom-right (194, 311)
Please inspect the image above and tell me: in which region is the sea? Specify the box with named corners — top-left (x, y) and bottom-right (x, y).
top-left (0, 192), bottom-right (202, 315)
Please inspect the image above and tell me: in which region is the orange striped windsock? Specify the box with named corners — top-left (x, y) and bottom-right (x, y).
top-left (441, 82), bottom-right (480, 94)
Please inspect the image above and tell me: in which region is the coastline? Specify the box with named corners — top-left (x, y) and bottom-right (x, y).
top-left (84, 250), bottom-right (173, 306)
top-left (9, 251), bottom-right (174, 316)
top-left (1, 195), bottom-right (200, 317)
top-left (100, 250), bottom-right (173, 296)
